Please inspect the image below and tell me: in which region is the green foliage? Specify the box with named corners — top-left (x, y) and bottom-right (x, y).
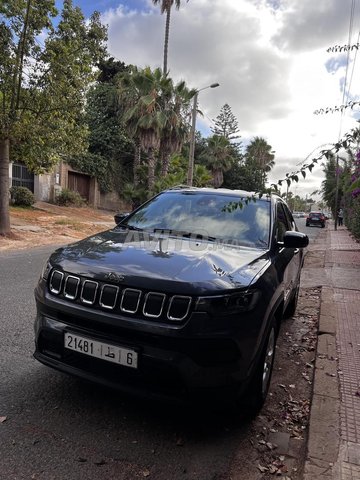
top-left (121, 183), bottom-right (148, 209)
top-left (9, 186), bottom-right (35, 206)
top-left (68, 71), bottom-right (133, 193)
top-left (56, 188), bottom-right (85, 207)
top-left (211, 103), bottom-right (240, 140)
top-left (116, 66), bottom-right (196, 191)
top-left (1, 0), bottom-right (108, 171)
top-left (201, 135), bottom-right (236, 187)
top-left (345, 197), bottom-right (360, 239)
top-left (0, 0), bottom-right (108, 233)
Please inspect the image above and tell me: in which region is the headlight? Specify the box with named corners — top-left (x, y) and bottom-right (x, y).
top-left (41, 260), bottom-right (53, 281)
top-left (195, 290), bottom-right (261, 315)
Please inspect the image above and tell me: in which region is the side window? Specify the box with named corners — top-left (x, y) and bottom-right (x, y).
top-left (276, 203), bottom-right (290, 242)
top-left (283, 204), bottom-right (296, 231)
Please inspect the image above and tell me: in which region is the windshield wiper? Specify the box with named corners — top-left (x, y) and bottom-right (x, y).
top-left (116, 224), bottom-right (143, 231)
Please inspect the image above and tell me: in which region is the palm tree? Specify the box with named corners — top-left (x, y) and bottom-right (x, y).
top-left (117, 66), bottom-right (195, 190)
top-left (202, 135), bottom-right (235, 188)
top-left (245, 136), bottom-right (275, 188)
top-left (117, 66), bottom-right (171, 192)
top-left (152, 0), bottom-right (189, 74)
top-left (159, 79), bottom-right (196, 176)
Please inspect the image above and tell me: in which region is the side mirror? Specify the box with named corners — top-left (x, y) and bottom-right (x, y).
top-left (283, 231), bottom-right (309, 249)
top-left (114, 212), bottom-right (130, 225)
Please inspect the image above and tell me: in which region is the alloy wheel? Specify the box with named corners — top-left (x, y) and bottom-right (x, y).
top-left (262, 327), bottom-right (275, 397)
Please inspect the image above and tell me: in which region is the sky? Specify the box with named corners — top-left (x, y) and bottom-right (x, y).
top-left (70, 0), bottom-right (360, 199)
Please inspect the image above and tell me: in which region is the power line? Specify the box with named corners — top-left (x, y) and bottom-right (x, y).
top-left (338, 0), bottom-right (356, 140)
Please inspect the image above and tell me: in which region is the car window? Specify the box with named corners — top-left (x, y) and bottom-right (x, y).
top-left (276, 203), bottom-right (290, 242)
top-left (283, 204), bottom-right (296, 231)
top-left (124, 192), bottom-right (271, 248)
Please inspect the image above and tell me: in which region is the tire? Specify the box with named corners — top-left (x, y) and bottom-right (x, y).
top-left (283, 283), bottom-right (299, 319)
top-left (240, 320), bottom-right (277, 416)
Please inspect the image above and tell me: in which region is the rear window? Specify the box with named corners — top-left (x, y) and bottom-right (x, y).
top-left (124, 192), bottom-right (271, 248)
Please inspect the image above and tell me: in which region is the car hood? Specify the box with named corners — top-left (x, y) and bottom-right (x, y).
top-left (50, 229), bottom-right (271, 294)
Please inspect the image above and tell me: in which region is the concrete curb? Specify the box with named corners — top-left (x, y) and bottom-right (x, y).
top-left (304, 287), bottom-right (340, 479)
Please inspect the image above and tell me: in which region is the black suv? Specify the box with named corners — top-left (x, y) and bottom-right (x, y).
top-left (34, 188), bottom-right (308, 412)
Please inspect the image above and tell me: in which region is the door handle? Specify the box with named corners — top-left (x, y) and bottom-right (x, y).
top-left (294, 248), bottom-right (300, 254)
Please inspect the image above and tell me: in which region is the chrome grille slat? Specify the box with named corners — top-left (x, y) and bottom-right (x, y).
top-left (80, 280), bottom-right (98, 305)
top-left (49, 270), bottom-right (64, 294)
top-left (143, 292), bottom-right (166, 318)
top-left (120, 288), bottom-right (141, 313)
top-left (64, 275), bottom-right (80, 300)
top-left (99, 284), bottom-right (119, 310)
top-left (167, 295), bottom-right (192, 321)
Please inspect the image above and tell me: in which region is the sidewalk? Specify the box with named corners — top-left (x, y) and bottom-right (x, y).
top-left (303, 223), bottom-right (360, 479)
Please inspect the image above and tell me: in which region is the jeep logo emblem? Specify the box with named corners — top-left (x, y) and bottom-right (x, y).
top-left (104, 272), bottom-right (125, 283)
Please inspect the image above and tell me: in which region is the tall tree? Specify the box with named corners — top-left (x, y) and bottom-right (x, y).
top-left (68, 60), bottom-right (133, 194)
top-left (245, 136), bottom-right (275, 189)
top-left (118, 66), bottom-right (172, 192)
top-left (152, 0), bottom-right (188, 74)
top-left (159, 79), bottom-right (195, 176)
top-left (211, 103), bottom-right (240, 140)
top-left (201, 135), bottom-right (235, 188)
top-left (117, 66), bottom-right (195, 192)
top-left (0, 0), bottom-right (107, 235)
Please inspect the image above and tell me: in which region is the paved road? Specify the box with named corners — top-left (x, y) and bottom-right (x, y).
top-left (295, 217), bottom-right (325, 241)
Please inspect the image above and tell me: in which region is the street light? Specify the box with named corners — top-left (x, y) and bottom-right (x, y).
top-left (187, 82), bottom-right (220, 186)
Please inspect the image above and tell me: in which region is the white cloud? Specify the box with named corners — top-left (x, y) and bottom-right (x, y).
top-left (101, 0), bottom-right (360, 199)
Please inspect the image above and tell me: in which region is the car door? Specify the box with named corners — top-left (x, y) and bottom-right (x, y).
top-left (274, 201), bottom-right (300, 306)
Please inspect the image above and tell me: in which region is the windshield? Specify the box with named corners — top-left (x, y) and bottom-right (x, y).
top-left (122, 192), bottom-right (270, 248)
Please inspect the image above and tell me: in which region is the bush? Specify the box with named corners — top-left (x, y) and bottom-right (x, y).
top-left (56, 188), bottom-right (85, 207)
top-left (9, 186), bottom-right (35, 207)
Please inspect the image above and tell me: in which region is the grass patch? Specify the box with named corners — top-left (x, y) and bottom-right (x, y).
top-left (10, 205), bottom-right (37, 212)
top-left (54, 219), bottom-right (83, 230)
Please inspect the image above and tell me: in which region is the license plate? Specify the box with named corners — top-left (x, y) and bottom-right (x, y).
top-left (64, 332), bottom-right (138, 369)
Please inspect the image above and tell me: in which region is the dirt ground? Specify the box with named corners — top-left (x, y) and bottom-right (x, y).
top-left (0, 201), bottom-right (116, 252)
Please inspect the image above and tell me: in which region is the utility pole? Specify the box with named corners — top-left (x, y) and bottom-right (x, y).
top-left (187, 91), bottom-right (198, 186)
top-left (334, 155), bottom-right (339, 231)
top-left (187, 83), bottom-right (219, 186)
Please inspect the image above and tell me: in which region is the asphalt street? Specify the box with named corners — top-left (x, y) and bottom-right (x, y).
top-left (0, 219), bottom-right (320, 480)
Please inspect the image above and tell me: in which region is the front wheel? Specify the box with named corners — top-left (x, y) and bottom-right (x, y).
top-left (240, 321), bottom-right (277, 416)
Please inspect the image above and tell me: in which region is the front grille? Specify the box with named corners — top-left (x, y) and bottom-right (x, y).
top-left (48, 270), bottom-right (192, 323)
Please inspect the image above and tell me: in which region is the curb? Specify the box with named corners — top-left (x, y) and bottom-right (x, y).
top-left (304, 285), bottom-right (340, 479)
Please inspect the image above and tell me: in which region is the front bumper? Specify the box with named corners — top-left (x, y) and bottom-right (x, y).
top-left (34, 304), bottom-right (258, 403)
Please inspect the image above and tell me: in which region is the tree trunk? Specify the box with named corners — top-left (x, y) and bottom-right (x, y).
top-left (160, 150), bottom-right (171, 176)
top-left (134, 141), bottom-right (141, 186)
top-left (163, 6), bottom-right (171, 74)
top-left (213, 169), bottom-right (223, 188)
top-left (148, 148), bottom-right (156, 193)
top-left (0, 138), bottom-right (11, 235)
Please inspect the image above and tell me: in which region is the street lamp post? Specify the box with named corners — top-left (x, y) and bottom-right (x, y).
top-left (187, 83), bottom-right (220, 186)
